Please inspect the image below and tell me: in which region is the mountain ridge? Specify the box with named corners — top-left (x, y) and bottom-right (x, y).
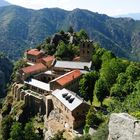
top-left (0, 5), bottom-right (140, 61)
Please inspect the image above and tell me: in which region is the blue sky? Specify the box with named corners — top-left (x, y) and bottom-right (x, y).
top-left (6, 0), bottom-right (140, 16)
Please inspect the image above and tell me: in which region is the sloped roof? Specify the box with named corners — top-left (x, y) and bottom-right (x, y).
top-left (42, 56), bottom-right (54, 63)
top-left (51, 70), bottom-right (81, 86)
top-left (54, 60), bottom-right (92, 70)
top-left (26, 49), bottom-right (42, 56)
top-left (24, 79), bottom-right (50, 91)
top-left (22, 63), bottom-right (46, 74)
top-left (52, 88), bottom-right (83, 111)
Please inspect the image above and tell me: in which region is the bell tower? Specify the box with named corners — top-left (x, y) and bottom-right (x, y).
top-left (80, 40), bottom-right (93, 62)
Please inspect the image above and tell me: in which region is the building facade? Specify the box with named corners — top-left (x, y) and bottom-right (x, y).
top-left (52, 89), bottom-right (90, 129)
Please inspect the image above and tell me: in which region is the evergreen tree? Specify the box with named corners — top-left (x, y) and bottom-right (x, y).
top-left (79, 72), bottom-right (99, 104)
top-left (94, 78), bottom-right (108, 106)
top-left (9, 122), bottom-right (24, 140)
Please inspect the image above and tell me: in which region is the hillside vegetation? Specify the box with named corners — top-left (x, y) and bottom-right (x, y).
top-left (39, 30), bottom-right (140, 139)
top-left (0, 6), bottom-right (140, 61)
top-left (0, 54), bottom-right (13, 97)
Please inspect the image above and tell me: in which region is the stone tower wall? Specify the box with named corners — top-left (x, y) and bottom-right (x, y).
top-left (80, 40), bottom-right (93, 62)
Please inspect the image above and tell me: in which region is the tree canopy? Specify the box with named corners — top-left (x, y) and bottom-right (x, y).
top-left (79, 72), bottom-right (99, 104)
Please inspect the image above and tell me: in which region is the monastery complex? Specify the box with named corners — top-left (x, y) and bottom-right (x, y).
top-left (12, 40), bottom-right (93, 132)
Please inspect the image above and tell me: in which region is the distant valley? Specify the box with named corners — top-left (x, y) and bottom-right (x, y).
top-left (0, 5), bottom-right (140, 61)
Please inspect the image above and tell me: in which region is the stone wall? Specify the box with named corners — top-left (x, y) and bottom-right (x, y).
top-left (24, 93), bottom-right (46, 115)
top-left (72, 103), bottom-right (90, 129)
top-left (51, 95), bottom-right (74, 129)
top-left (51, 95), bottom-right (90, 130)
top-left (12, 83), bottom-right (46, 115)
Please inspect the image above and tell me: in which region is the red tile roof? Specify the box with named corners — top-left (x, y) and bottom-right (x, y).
top-left (26, 49), bottom-right (42, 56)
top-left (42, 56), bottom-right (54, 63)
top-left (55, 70), bottom-right (81, 86)
top-left (22, 63), bottom-right (46, 74)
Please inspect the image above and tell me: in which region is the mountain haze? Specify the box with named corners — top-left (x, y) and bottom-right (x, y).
top-left (118, 13), bottom-right (140, 20)
top-left (0, 6), bottom-right (140, 61)
top-left (0, 0), bottom-right (10, 7)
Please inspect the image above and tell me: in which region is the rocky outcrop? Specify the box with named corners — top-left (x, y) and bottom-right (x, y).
top-left (50, 33), bottom-right (64, 46)
top-left (50, 32), bottom-right (77, 46)
top-left (108, 113), bottom-right (140, 140)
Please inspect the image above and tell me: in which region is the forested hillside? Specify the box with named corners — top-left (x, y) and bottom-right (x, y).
top-left (0, 6), bottom-right (140, 61)
top-left (0, 54), bottom-right (13, 97)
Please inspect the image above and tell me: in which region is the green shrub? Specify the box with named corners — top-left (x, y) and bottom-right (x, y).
top-left (92, 123), bottom-right (108, 140)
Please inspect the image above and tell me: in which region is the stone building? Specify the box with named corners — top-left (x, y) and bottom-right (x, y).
top-left (23, 90), bottom-right (46, 115)
top-left (19, 63), bottom-right (47, 81)
top-left (24, 78), bottom-right (51, 95)
top-left (80, 40), bottom-right (93, 62)
top-left (52, 88), bottom-right (90, 129)
top-left (53, 60), bottom-right (92, 74)
top-left (50, 70), bottom-right (82, 92)
top-left (24, 49), bottom-right (44, 63)
top-left (41, 56), bottom-right (55, 68)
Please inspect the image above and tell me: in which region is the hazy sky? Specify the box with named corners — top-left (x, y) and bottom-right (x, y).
top-left (6, 0), bottom-right (140, 16)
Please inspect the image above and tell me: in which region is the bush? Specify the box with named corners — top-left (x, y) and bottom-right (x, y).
top-left (92, 123), bottom-right (108, 140)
